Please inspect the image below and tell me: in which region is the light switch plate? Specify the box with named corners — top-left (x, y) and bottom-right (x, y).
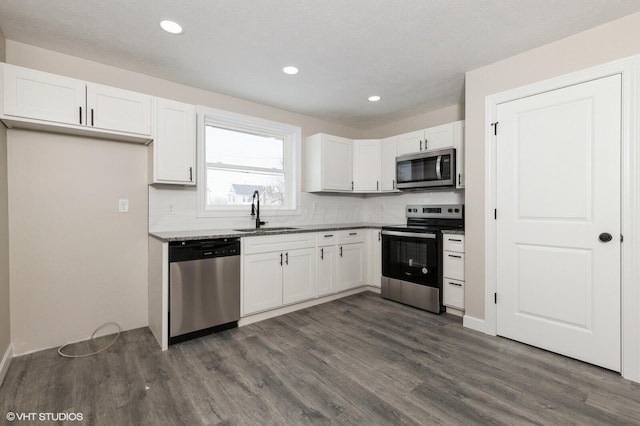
top-left (119, 199), bottom-right (129, 213)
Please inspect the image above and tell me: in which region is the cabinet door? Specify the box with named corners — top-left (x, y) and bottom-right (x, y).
top-left (86, 83), bottom-right (152, 135)
top-left (338, 242), bottom-right (365, 290)
top-left (454, 121), bottom-right (465, 188)
top-left (424, 123), bottom-right (455, 151)
top-left (154, 98), bottom-right (196, 185)
top-left (397, 129), bottom-right (424, 156)
top-left (243, 252), bottom-right (283, 315)
top-left (444, 278), bottom-right (464, 310)
top-left (443, 252), bottom-right (465, 281)
top-left (353, 139), bottom-right (381, 192)
top-left (283, 248), bottom-right (316, 305)
top-left (321, 135), bottom-right (353, 191)
top-left (380, 136), bottom-right (397, 191)
top-left (3, 64), bottom-right (86, 126)
top-left (370, 230), bottom-right (382, 288)
top-left (317, 245), bottom-right (337, 296)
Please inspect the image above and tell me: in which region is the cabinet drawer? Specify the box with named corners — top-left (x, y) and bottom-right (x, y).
top-left (443, 278), bottom-right (464, 310)
top-left (443, 251), bottom-right (465, 281)
top-left (443, 234), bottom-right (465, 253)
top-left (316, 231), bottom-right (337, 246)
top-left (337, 229), bottom-right (366, 245)
top-left (243, 233), bottom-right (315, 255)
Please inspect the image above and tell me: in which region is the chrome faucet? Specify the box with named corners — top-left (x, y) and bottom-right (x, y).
top-left (251, 190), bottom-right (266, 229)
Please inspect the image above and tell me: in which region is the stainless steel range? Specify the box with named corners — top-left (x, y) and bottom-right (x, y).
top-left (381, 204), bottom-right (464, 313)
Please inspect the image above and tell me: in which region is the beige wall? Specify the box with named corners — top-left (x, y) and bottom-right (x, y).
top-left (0, 29), bottom-right (10, 362)
top-left (5, 41), bottom-right (366, 141)
top-left (464, 12), bottom-right (640, 320)
top-left (363, 104), bottom-right (464, 139)
top-left (8, 130), bottom-right (149, 354)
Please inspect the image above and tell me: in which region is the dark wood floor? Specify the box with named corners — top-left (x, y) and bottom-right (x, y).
top-left (2, 292), bottom-right (640, 425)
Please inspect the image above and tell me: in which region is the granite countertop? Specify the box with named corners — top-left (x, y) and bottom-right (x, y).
top-left (149, 223), bottom-right (399, 242)
top-left (441, 229), bottom-right (465, 235)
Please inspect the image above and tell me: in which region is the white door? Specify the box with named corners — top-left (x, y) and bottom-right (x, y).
top-left (496, 74), bottom-right (621, 371)
top-left (282, 248), bottom-right (316, 304)
top-left (86, 83), bottom-right (152, 135)
top-left (353, 139), bottom-right (381, 191)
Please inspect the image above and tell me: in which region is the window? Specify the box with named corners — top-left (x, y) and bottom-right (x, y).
top-left (197, 107), bottom-right (301, 216)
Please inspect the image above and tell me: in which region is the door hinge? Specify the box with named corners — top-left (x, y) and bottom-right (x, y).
top-left (494, 209), bottom-right (497, 220)
top-left (491, 121), bottom-right (499, 136)
top-left (494, 293), bottom-right (497, 304)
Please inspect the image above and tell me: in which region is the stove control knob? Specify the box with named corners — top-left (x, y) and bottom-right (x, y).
top-left (448, 208), bottom-right (453, 213)
top-left (454, 208), bottom-right (460, 212)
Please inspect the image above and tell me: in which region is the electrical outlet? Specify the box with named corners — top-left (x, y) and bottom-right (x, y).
top-left (119, 199), bottom-right (129, 213)
top-left (168, 203), bottom-right (175, 215)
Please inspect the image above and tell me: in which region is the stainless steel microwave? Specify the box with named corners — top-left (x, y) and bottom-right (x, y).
top-left (396, 148), bottom-right (456, 189)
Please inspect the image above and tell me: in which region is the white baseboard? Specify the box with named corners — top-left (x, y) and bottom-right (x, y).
top-left (463, 314), bottom-right (487, 334)
top-left (239, 286), bottom-right (372, 327)
top-left (0, 343), bottom-right (14, 388)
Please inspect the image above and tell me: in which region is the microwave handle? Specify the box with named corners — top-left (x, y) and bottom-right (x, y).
top-left (436, 155), bottom-right (442, 180)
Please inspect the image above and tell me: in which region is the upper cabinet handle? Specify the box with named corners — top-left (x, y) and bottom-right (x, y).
top-left (419, 140), bottom-right (422, 151)
top-left (189, 167), bottom-right (193, 182)
top-left (79, 106), bottom-right (82, 124)
top-left (91, 109), bottom-right (94, 126)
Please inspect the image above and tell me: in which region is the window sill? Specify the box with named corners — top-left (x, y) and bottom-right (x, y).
top-left (196, 207), bottom-right (300, 219)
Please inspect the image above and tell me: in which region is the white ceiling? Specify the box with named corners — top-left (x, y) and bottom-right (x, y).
top-left (1, 1), bottom-right (639, 129)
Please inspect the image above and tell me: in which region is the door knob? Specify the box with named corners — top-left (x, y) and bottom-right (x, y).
top-left (599, 233), bottom-right (613, 242)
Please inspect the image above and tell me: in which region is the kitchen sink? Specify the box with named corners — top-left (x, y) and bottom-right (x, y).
top-left (233, 227), bottom-right (299, 232)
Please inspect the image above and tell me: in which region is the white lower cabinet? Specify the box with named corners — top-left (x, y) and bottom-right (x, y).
top-left (317, 243), bottom-right (338, 297)
top-left (242, 234), bottom-right (316, 316)
top-left (443, 234), bottom-right (465, 311)
top-left (369, 229), bottom-right (382, 288)
top-left (282, 248), bottom-right (317, 304)
top-left (336, 230), bottom-right (367, 291)
top-left (338, 242), bottom-right (365, 290)
top-left (243, 251), bottom-right (284, 314)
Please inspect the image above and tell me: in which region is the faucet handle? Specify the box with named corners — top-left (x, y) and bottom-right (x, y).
top-left (259, 221), bottom-right (267, 226)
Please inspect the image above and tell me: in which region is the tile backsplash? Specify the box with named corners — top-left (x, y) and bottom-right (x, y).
top-left (149, 186), bottom-right (464, 232)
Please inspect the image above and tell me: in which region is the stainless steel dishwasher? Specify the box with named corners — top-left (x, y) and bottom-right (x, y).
top-left (168, 238), bottom-right (240, 345)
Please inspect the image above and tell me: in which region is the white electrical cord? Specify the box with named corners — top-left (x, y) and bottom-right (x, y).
top-left (57, 322), bottom-right (122, 358)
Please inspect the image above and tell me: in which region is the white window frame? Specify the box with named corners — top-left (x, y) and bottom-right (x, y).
top-left (196, 106), bottom-right (301, 217)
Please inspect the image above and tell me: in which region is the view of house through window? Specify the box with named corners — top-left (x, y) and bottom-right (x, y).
top-left (205, 125), bottom-right (287, 208)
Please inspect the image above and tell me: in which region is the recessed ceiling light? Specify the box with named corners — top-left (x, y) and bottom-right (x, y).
top-left (368, 95), bottom-right (381, 102)
top-left (283, 66), bottom-right (299, 75)
top-left (160, 20), bottom-right (183, 35)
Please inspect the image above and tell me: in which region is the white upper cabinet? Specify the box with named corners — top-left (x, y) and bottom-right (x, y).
top-left (86, 83), bottom-right (152, 136)
top-left (353, 139), bottom-right (381, 192)
top-left (423, 122), bottom-right (455, 152)
top-left (151, 98), bottom-right (196, 185)
top-left (3, 63), bottom-right (86, 126)
top-left (1, 63), bottom-right (152, 143)
top-left (397, 129), bottom-right (424, 156)
top-left (380, 136), bottom-right (398, 191)
top-left (306, 133), bottom-right (353, 192)
top-left (397, 122), bottom-right (456, 156)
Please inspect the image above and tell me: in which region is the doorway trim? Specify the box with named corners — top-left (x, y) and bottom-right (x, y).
top-left (482, 56), bottom-right (640, 382)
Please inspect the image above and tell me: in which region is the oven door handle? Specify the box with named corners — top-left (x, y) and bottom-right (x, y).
top-left (381, 230), bottom-right (437, 239)
top-left (436, 155), bottom-right (442, 180)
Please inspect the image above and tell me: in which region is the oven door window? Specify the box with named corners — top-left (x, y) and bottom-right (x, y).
top-left (382, 234), bottom-right (439, 287)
